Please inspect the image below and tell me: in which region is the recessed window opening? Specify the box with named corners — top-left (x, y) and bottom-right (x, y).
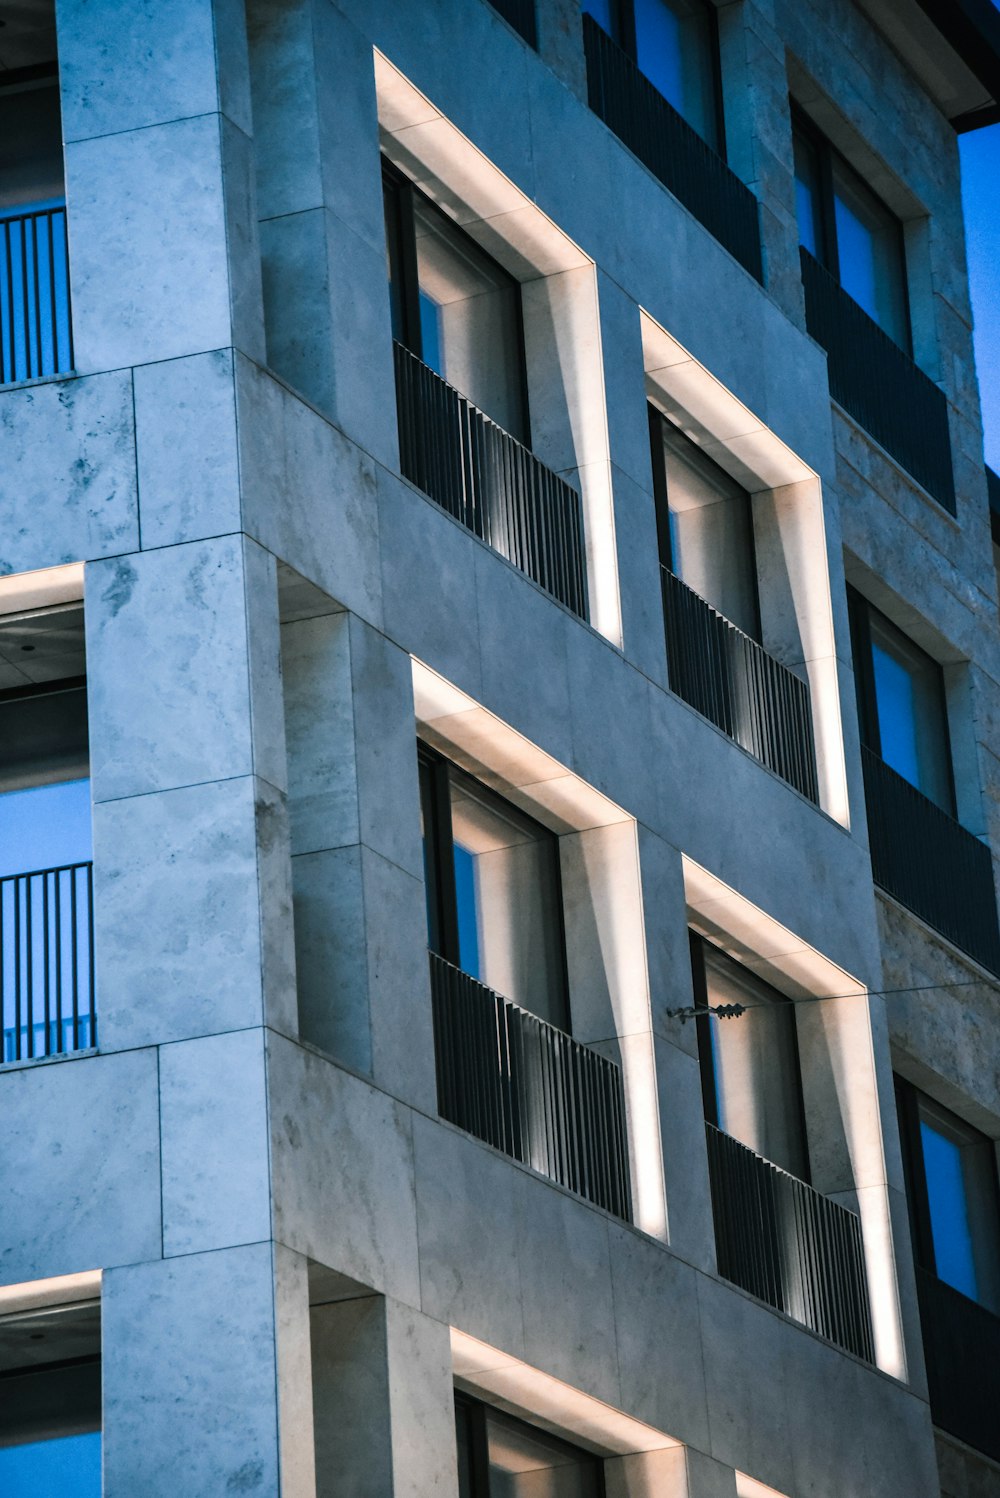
top-left (0, 1298), bottom-right (101, 1496)
top-left (582, 0), bottom-right (724, 152)
top-left (792, 108), bottom-right (910, 353)
top-left (649, 407), bottom-right (760, 639)
top-left (456, 1393), bottom-right (605, 1498)
top-left (896, 1078), bottom-right (1000, 1314)
top-left (419, 745), bottom-right (569, 1030)
top-left (691, 933), bottom-right (809, 1181)
top-left (383, 159), bottom-right (529, 445)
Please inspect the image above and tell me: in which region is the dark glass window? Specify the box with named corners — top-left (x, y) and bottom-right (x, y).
top-left (382, 161), bottom-right (528, 444)
top-left (457, 1394), bottom-right (605, 1498)
top-left (419, 746), bottom-right (569, 1029)
top-left (691, 934), bottom-right (809, 1181)
top-left (792, 111), bottom-right (910, 352)
top-left (896, 1077), bottom-right (1000, 1314)
top-left (582, 0), bottom-right (723, 151)
top-left (649, 407), bottom-right (760, 639)
top-left (0, 1300), bottom-right (101, 1497)
top-left (848, 587), bottom-right (954, 814)
top-left (0, 75), bottom-right (64, 213)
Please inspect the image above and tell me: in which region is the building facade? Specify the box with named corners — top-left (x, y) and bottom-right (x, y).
top-left (1, 0), bottom-right (999, 1494)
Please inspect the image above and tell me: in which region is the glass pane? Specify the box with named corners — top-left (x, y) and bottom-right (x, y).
top-left (832, 156), bottom-right (909, 349)
top-left (486, 1410), bottom-right (602, 1498)
top-left (633, 0), bottom-right (719, 150)
top-left (0, 779), bottom-right (91, 879)
top-left (581, 0), bottom-right (619, 38)
top-left (0, 1432), bottom-right (101, 1497)
top-left (920, 1118), bottom-right (979, 1302)
top-left (0, 83), bottom-right (64, 211)
top-left (661, 424), bottom-right (759, 638)
top-left (382, 177), bottom-right (406, 344)
top-left (448, 773), bottom-right (566, 1027)
top-left (793, 129), bottom-right (823, 260)
top-left (418, 757), bottom-right (442, 955)
top-left (412, 198), bottom-right (527, 443)
top-left (456, 1401), bottom-right (475, 1498)
top-left (703, 948), bottom-right (808, 1180)
top-left (869, 613), bottom-right (952, 811)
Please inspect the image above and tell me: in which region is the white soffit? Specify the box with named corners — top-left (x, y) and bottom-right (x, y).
top-left (683, 855), bottom-right (865, 1002)
top-left (412, 659), bottom-right (629, 833)
top-left (0, 562), bottom-right (84, 618)
top-left (641, 310), bottom-right (814, 492)
top-left (736, 1474), bottom-right (789, 1498)
top-left (452, 1330), bottom-right (679, 1456)
top-left (0, 1269), bottom-right (101, 1315)
top-left (374, 50), bottom-right (590, 279)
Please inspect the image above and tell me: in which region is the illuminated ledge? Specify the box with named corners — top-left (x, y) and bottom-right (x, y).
top-left (0, 1269), bottom-right (101, 1315)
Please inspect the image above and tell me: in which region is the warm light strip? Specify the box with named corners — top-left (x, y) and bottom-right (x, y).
top-left (0, 562), bottom-right (84, 618)
top-left (0, 1269), bottom-right (101, 1315)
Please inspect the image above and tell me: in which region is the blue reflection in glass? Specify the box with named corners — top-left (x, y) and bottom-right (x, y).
top-left (921, 1120), bottom-right (978, 1301)
top-left (0, 1432), bottom-right (101, 1496)
top-left (453, 843), bottom-right (480, 981)
top-left (834, 192), bottom-right (880, 324)
top-left (419, 291), bottom-right (443, 378)
top-left (634, 0), bottom-right (684, 116)
top-left (581, 0), bottom-right (617, 33)
top-left (0, 779), bottom-right (92, 880)
top-left (871, 643), bottom-right (921, 789)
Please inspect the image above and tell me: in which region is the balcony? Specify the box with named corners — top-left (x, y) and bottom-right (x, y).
top-left (2, 861), bottom-right (95, 1063)
top-left (916, 1267), bottom-right (1000, 1463)
top-left (393, 343), bottom-right (590, 620)
top-left (862, 747), bottom-right (1000, 974)
top-left (0, 204), bottom-right (73, 386)
top-left (800, 249), bottom-right (955, 513)
top-left (706, 1123), bottom-right (875, 1361)
top-left (583, 15), bottom-right (762, 282)
top-left (661, 567), bottom-right (819, 802)
top-left (429, 952), bottom-right (632, 1220)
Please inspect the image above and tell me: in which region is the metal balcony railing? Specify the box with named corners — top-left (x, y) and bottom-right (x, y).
top-left (2, 862), bottom-right (95, 1063)
top-left (394, 343), bottom-right (590, 619)
top-left (662, 567), bottom-right (819, 802)
top-left (583, 15), bottom-right (762, 282)
top-left (916, 1267), bottom-right (1000, 1464)
top-left (1, 204), bottom-right (73, 385)
top-left (861, 747), bottom-right (1000, 974)
top-left (800, 248), bottom-right (955, 513)
top-left (706, 1123), bottom-right (875, 1362)
top-left (429, 952), bottom-right (632, 1220)
top-left (488, 0), bottom-right (536, 46)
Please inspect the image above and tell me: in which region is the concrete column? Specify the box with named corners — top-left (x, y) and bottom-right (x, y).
top-left (57, 0), bottom-right (265, 372)
top-left (281, 608), bottom-right (437, 1113)
top-left (103, 1243), bottom-right (315, 1498)
top-left (311, 1295), bottom-right (458, 1498)
top-left (86, 535), bottom-right (296, 1049)
top-left (245, 0), bottom-right (397, 465)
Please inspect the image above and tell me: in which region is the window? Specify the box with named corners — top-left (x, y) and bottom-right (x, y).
top-left (792, 111), bottom-right (910, 351)
top-left (582, 0), bottom-right (723, 152)
top-left (691, 934), bottom-right (809, 1181)
top-left (649, 406), bottom-right (760, 638)
top-left (382, 160), bottom-right (529, 443)
top-left (847, 587), bottom-right (954, 814)
top-left (896, 1078), bottom-right (1000, 1314)
top-left (456, 1394), bottom-right (605, 1498)
top-left (0, 68), bottom-right (64, 214)
top-left (0, 1299), bottom-right (101, 1496)
top-left (419, 746), bottom-right (569, 1029)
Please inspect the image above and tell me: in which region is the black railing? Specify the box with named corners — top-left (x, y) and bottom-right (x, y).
top-left (429, 952), bottom-right (632, 1220)
top-left (862, 747), bottom-right (1000, 974)
top-left (706, 1124), bottom-right (875, 1362)
top-left (488, 0), bottom-right (536, 46)
top-left (800, 249), bottom-right (955, 514)
top-left (0, 205), bottom-right (73, 386)
top-left (394, 343), bottom-right (590, 620)
top-left (1, 862), bottom-right (95, 1063)
top-left (662, 567), bottom-right (819, 802)
top-left (916, 1267), bottom-right (1000, 1463)
top-left (583, 16), bottom-right (762, 281)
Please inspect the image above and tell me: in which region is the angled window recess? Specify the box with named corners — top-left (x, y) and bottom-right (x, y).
top-left (691, 933), bottom-right (875, 1362)
top-left (486, 0), bottom-right (536, 47)
top-left (419, 741), bottom-right (631, 1220)
top-left (582, 0), bottom-right (762, 279)
top-left (456, 1392), bottom-right (605, 1498)
top-left (0, 588), bottom-right (95, 1063)
top-left (0, 54), bottom-right (73, 385)
top-left (896, 1076), bottom-right (1000, 1463)
top-left (848, 586), bottom-right (1000, 972)
top-left (793, 108), bottom-right (954, 512)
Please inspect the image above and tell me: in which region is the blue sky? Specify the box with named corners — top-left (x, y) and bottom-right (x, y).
top-left (960, 121), bottom-right (1000, 472)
